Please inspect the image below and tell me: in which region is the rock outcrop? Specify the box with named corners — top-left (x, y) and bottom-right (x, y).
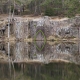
top-left (0, 16), bottom-right (80, 40)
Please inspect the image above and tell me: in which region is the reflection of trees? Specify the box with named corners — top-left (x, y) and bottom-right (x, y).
top-left (0, 63), bottom-right (80, 80)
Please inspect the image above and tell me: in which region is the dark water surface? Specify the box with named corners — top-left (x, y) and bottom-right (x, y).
top-left (0, 63), bottom-right (80, 80)
top-left (0, 41), bottom-right (80, 80)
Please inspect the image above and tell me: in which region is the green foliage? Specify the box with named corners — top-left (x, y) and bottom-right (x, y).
top-left (63, 0), bottom-right (80, 17)
top-left (41, 0), bottom-right (80, 17)
top-left (0, 0), bottom-right (80, 17)
top-left (45, 7), bottom-right (54, 16)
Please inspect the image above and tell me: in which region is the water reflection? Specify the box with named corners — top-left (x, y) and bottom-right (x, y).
top-left (0, 63), bottom-right (80, 80)
top-left (0, 41), bottom-right (80, 64)
top-left (0, 41), bottom-right (80, 80)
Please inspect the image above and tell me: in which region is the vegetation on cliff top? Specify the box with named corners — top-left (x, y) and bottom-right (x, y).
top-left (0, 0), bottom-right (80, 17)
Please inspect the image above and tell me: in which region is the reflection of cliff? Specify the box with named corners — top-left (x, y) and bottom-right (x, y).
top-left (0, 41), bottom-right (80, 64)
top-left (0, 63), bottom-right (80, 80)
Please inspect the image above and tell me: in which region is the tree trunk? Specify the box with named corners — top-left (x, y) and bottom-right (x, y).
top-left (34, 1), bottom-right (37, 15)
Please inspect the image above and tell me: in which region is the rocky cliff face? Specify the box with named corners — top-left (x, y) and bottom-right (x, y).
top-left (0, 16), bottom-right (80, 40)
top-left (11, 16), bottom-right (80, 40)
top-left (0, 16), bottom-right (80, 64)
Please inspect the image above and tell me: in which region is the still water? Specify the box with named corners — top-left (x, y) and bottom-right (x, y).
top-left (0, 41), bottom-right (80, 80)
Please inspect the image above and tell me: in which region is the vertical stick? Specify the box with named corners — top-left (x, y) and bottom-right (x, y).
top-left (8, 0), bottom-right (11, 39)
top-left (12, 0), bottom-right (15, 19)
top-left (8, 22), bottom-right (10, 39)
top-left (8, 42), bottom-right (11, 79)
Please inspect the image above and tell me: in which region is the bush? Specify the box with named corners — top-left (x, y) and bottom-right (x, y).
top-left (45, 7), bottom-right (54, 16)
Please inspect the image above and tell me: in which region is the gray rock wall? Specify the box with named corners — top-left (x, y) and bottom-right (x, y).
top-left (0, 16), bottom-right (80, 40)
